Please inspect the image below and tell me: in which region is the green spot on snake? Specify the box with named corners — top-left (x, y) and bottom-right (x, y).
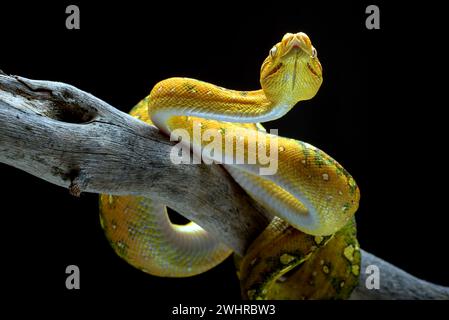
top-left (351, 265), bottom-right (360, 276)
top-left (127, 223), bottom-right (138, 239)
top-left (314, 149), bottom-right (326, 167)
top-left (348, 178), bottom-right (357, 195)
top-left (343, 245), bottom-right (355, 262)
top-left (184, 83), bottom-right (197, 93)
top-left (298, 141), bottom-right (310, 164)
top-left (280, 254), bottom-right (296, 265)
top-left (114, 240), bottom-right (129, 258)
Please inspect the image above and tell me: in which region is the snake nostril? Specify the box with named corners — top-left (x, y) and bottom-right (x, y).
top-left (297, 33), bottom-right (311, 47)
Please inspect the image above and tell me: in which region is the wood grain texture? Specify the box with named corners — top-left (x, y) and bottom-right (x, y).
top-left (1, 72), bottom-right (447, 299)
top-left (0, 73), bottom-right (271, 255)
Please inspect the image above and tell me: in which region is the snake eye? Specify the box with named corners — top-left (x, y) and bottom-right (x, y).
top-left (269, 46), bottom-right (277, 58)
top-left (311, 47), bottom-right (317, 58)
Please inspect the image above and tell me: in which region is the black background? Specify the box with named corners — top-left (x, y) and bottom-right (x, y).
top-left (0, 0), bottom-right (447, 311)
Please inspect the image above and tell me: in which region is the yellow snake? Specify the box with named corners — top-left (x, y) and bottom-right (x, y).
top-left (99, 32), bottom-right (360, 296)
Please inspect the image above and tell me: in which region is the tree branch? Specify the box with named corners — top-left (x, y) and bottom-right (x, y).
top-left (0, 72), bottom-right (270, 255)
top-left (0, 73), bottom-right (447, 300)
top-left (352, 251), bottom-right (449, 300)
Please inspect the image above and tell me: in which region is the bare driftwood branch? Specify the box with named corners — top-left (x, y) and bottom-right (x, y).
top-left (0, 73), bottom-right (447, 300)
top-left (0, 72), bottom-right (270, 255)
top-left (352, 251), bottom-right (449, 300)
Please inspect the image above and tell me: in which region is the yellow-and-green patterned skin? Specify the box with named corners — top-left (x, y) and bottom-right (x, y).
top-left (99, 32), bottom-right (360, 297)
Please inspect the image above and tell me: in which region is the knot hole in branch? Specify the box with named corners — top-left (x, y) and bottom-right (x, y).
top-left (48, 101), bottom-right (97, 124)
top-left (46, 85), bottom-right (98, 124)
top-left (13, 76), bottom-right (98, 124)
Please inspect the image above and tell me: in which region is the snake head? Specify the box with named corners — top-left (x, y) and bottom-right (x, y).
top-left (260, 32), bottom-right (323, 104)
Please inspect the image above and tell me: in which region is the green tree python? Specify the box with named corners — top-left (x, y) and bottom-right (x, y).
top-left (99, 32), bottom-right (361, 299)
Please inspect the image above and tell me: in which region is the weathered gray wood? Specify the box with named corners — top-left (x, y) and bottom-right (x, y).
top-left (0, 73), bottom-right (447, 299)
top-left (352, 251), bottom-right (449, 300)
top-left (0, 73), bottom-right (271, 255)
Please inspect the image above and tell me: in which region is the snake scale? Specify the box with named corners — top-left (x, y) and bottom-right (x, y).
top-left (99, 32), bottom-right (361, 299)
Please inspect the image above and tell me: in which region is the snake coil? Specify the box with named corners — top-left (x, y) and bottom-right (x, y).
top-left (99, 32), bottom-right (360, 299)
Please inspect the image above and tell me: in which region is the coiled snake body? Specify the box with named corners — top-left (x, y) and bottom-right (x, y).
top-left (99, 33), bottom-right (360, 298)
